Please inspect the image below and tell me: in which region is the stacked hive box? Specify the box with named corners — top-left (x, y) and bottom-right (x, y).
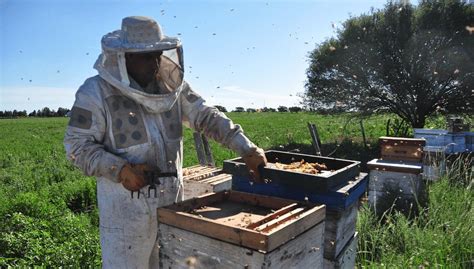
top-left (183, 165), bottom-right (232, 200)
top-left (227, 150), bottom-right (368, 269)
top-left (157, 191), bottom-right (326, 268)
top-left (367, 137), bottom-right (427, 216)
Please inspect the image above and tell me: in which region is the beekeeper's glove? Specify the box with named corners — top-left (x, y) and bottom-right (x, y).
top-left (242, 147), bottom-right (267, 183)
top-left (119, 163), bottom-right (153, 191)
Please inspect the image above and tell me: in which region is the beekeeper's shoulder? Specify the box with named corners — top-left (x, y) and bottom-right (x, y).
top-left (76, 75), bottom-right (106, 99)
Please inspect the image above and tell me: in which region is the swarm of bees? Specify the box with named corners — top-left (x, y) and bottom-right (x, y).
top-left (274, 160), bottom-right (327, 174)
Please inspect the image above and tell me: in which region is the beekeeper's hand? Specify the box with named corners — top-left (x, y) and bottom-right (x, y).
top-left (119, 163), bottom-right (153, 191)
top-left (242, 147), bottom-right (267, 183)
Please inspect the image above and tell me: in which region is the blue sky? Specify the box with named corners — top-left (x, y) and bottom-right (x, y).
top-left (0, 0), bottom-right (388, 113)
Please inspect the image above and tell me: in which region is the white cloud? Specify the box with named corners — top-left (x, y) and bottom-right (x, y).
top-left (0, 86), bottom-right (76, 112)
top-left (202, 85), bottom-right (301, 110)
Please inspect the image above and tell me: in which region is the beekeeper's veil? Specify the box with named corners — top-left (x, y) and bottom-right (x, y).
top-left (94, 16), bottom-right (184, 113)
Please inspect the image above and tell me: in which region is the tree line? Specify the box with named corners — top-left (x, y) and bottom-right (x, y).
top-left (214, 105), bottom-right (305, 113)
top-left (0, 107), bottom-right (70, 118)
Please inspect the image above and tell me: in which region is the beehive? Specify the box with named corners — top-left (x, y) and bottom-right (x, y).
top-left (367, 159), bottom-right (427, 216)
top-left (157, 191), bottom-right (326, 268)
top-left (231, 160), bottom-right (366, 266)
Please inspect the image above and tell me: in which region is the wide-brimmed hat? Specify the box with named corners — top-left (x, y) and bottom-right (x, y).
top-left (101, 16), bottom-right (180, 52)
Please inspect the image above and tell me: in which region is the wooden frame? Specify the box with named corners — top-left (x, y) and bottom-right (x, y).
top-left (157, 190), bottom-right (326, 252)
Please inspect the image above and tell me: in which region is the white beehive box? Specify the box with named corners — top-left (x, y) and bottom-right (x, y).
top-left (367, 159), bottom-right (427, 216)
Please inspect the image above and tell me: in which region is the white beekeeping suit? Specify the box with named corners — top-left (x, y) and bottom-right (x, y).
top-left (64, 16), bottom-right (265, 269)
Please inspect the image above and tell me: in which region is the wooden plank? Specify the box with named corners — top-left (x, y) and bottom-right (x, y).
top-left (166, 191), bottom-right (227, 212)
top-left (158, 221), bottom-right (324, 269)
top-left (201, 133), bottom-right (215, 166)
top-left (266, 205), bottom-right (326, 251)
top-left (247, 203), bottom-right (300, 229)
top-left (360, 120), bottom-right (368, 151)
top-left (256, 207), bottom-right (307, 232)
top-left (158, 207), bottom-right (269, 251)
top-left (199, 173), bottom-right (231, 184)
top-left (193, 132), bottom-right (207, 166)
top-left (227, 191), bottom-right (296, 210)
top-left (308, 122), bottom-right (322, 156)
top-left (183, 166), bottom-right (222, 181)
top-left (209, 175), bottom-right (233, 185)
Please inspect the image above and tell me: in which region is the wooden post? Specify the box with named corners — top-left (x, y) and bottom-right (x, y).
top-left (193, 132), bottom-right (207, 166)
top-left (386, 119), bottom-right (391, 136)
top-left (201, 133), bottom-right (215, 167)
top-left (360, 120), bottom-right (368, 151)
top-left (307, 122), bottom-right (322, 156)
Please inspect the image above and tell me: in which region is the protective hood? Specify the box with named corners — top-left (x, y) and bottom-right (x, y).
top-left (93, 16), bottom-right (185, 114)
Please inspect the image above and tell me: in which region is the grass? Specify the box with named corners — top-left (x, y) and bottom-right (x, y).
top-left (357, 155), bottom-right (473, 268)
top-left (0, 113), bottom-right (472, 267)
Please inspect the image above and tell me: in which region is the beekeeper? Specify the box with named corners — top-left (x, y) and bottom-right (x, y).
top-left (64, 16), bottom-right (267, 269)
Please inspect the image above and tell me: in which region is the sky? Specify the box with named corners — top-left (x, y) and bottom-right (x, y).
top-left (0, 0), bottom-right (389, 113)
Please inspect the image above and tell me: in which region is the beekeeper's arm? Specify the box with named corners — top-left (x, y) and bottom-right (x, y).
top-left (63, 78), bottom-right (148, 190)
top-left (180, 82), bottom-right (267, 180)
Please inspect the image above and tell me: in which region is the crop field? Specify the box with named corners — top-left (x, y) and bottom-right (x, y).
top-left (0, 113), bottom-right (472, 267)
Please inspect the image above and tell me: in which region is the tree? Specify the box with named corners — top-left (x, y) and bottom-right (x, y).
top-left (303, 0), bottom-right (474, 128)
top-left (41, 107), bottom-right (52, 117)
top-left (214, 105), bottom-right (227, 112)
top-left (57, 107), bottom-right (70, 117)
top-left (289, 106), bottom-right (302, 113)
top-left (233, 107), bottom-right (245, 112)
top-left (277, 106), bottom-right (289, 112)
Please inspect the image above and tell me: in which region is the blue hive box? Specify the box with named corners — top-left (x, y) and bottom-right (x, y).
top-left (232, 172), bottom-right (368, 211)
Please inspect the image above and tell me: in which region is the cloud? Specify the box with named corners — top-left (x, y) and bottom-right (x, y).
top-left (204, 85), bottom-right (301, 109)
top-left (0, 86), bottom-right (76, 112)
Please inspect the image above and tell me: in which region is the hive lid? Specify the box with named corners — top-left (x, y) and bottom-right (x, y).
top-left (367, 158), bottom-right (422, 174)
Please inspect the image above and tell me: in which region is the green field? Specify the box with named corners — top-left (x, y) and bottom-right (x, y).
top-left (0, 113), bottom-right (472, 267)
